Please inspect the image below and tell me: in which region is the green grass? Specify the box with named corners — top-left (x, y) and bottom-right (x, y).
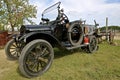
top-left (0, 42), bottom-right (120, 80)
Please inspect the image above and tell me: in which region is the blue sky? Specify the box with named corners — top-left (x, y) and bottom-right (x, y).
top-left (106, 0), bottom-right (120, 3)
top-left (29, 0), bottom-right (120, 27)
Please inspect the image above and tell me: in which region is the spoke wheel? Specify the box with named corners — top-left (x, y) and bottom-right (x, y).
top-left (88, 36), bottom-right (97, 53)
top-left (19, 39), bottom-right (54, 78)
top-left (5, 39), bottom-right (21, 60)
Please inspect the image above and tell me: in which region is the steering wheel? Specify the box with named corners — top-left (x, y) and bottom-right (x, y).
top-left (60, 13), bottom-right (69, 24)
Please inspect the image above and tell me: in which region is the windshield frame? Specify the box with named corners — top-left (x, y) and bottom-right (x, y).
top-left (41, 2), bottom-right (61, 21)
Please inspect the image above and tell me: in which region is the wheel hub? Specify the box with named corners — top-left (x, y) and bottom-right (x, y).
top-left (16, 47), bottom-right (20, 52)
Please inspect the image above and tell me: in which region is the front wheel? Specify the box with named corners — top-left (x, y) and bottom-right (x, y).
top-left (19, 39), bottom-right (54, 78)
top-left (5, 39), bottom-right (21, 60)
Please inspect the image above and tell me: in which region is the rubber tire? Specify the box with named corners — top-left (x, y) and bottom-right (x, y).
top-left (87, 36), bottom-right (98, 53)
top-left (5, 39), bottom-right (18, 60)
top-left (68, 23), bottom-right (84, 46)
top-left (19, 39), bottom-right (54, 78)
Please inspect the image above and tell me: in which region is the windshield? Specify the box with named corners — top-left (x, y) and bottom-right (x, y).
top-left (42, 2), bottom-right (61, 21)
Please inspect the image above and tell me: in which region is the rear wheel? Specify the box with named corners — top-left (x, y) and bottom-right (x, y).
top-left (19, 39), bottom-right (54, 78)
top-left (5, 39), bottom-right (21, 60)
top-left (87, 36), bottom-right (97, 53)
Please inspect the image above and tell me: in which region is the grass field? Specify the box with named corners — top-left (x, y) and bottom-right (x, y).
top-left (0, 42), bottom-right (120, 80)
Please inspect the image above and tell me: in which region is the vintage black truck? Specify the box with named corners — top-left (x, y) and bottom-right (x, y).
top-left (5, 2), bottom-right (99, 78)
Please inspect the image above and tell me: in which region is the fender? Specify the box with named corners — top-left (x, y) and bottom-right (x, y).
top-left (19, 32), bottom-right (62, 47)
top-left (10, 34), bottom-right (21, 42)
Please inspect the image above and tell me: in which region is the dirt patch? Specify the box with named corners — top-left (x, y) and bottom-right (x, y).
top-left (0, 68), bottom-right (10, 74)
top-left (114, 33), bottom-right (120, 40)
top-left (0, 49), bottom-right (16, 78)
top-left (114, 36), bottom-right (120, 40)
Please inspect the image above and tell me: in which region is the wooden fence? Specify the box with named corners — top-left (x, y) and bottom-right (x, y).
top-left (0, 31), bottom-right (10, 48)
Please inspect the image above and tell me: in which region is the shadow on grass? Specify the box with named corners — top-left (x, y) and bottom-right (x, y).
top-left (54, 48), bottom-right (88, 59)
top-left (16, 67), bottom-right (26, 78)
top-left (54, 48), bottom-right (72, 59)
top-left (16, 67), bottom-right (33, 79)
top-left (16, 48), bottom-right (89, 78)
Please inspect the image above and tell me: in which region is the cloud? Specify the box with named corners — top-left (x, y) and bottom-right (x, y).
top-left (29, 0), bottom-right (120, 27)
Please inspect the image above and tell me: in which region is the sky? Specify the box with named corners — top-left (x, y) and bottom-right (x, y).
top-left (29, 0), bottom-right (120, 27)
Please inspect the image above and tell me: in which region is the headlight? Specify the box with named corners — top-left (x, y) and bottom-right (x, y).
top-left (20, 25), bottom-right (26, 35)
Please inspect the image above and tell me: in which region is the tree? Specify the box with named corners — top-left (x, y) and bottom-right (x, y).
top-left (0, 0), bottom-right (5, 30)
top-left (0, 0), bottom-right (37, 32)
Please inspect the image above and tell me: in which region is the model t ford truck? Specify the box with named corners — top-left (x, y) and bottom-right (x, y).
top-left (5, 2), bottom-right (99, 78)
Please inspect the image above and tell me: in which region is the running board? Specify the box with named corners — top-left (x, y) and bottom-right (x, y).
top-left (66, 44), bottom-right (89, 50)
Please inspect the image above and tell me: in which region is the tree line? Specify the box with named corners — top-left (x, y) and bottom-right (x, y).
top-left (100, 26), bottom-right (120, 31)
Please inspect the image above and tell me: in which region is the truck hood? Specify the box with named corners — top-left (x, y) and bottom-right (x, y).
top-left (20, 24), bottom-right (52, 34)
top-left (23, 25), bottom-right (51, 31)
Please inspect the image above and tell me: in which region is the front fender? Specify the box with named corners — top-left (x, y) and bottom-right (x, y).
top-left (9, 34), bottom-right (21, 42)
top-left (19, 32), bottom-right (62, 47)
